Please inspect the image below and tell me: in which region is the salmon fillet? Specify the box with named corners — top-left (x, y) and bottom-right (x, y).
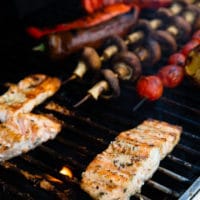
top-left (0, 113), bottom-right (62, 162)
top-left (0, 74), bottom-right (61, 122)
top-left (80, 119), bottom-right (182, 200)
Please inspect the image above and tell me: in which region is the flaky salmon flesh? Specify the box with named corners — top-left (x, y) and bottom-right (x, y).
top-left (0, 74), bottom-right (61, 122)
top-left (0, 112), bottom-right (62, 162)
top-left (81, 119), bottom-right (182, 200)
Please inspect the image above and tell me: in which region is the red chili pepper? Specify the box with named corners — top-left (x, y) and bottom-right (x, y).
top-left (26, 3), bottom-right (132, 39)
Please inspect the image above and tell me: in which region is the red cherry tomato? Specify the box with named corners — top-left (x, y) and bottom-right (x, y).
top-left (181, 39), bottom-right (200, 56)
top-left (168, 53), bottom-right (186, 66)
top-left (192, 30), bottom-right (200, 43)
top-left (136, 75), bottom-right (163, 101)
top-left (157, 65), bottom-right (185, 88)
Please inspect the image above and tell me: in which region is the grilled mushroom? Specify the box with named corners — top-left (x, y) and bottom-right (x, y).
top-left (134, 38), bottom-right (162, 67)
top-left (125, 19), bottom-right (152, 47)
top-left (181, 4), bottom-right (200, 31)
top-left (112, 51), bottom-right (141, 82)
top-left (100, 69), bottom-right (120, 99)
top-left (151, 30), bottom-right (177, 55)
top-left (169, 15), bottom-right (192, 42)
top-left (82, 47), bottom-right (101, 71)
top-left (156, 7), bottom-right (192, 42)
top-left (169, 0), bottom-right (189, 15)
top-left (63, 46), bottom-right (101, 83)
top-left (101, 35), bottom-right (127, 60)
top-left (73, 69), bottom-right (120, 107)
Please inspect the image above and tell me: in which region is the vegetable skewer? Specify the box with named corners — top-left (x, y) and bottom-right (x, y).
top-left (133, 29), bottom-right (200, 111)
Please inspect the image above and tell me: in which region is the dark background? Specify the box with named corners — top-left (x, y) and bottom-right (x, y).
top-left (0, 1), bottom-right (85, 83)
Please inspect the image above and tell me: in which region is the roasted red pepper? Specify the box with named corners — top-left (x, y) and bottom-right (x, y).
top-left (27, 0), bottom-right (172, 39)
top-left (81, 0), bottom-right (172, 13)
top-left (26, 3), bottom-right (132, 39)
top-left (33, 5), bottom-right (140, 60)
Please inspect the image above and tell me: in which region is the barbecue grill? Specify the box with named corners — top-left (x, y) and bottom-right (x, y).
top-left (0, 1), bottom-right (199, 200)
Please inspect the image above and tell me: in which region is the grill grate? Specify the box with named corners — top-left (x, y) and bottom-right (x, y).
top-left (1, 76), bottom-right (199, 200)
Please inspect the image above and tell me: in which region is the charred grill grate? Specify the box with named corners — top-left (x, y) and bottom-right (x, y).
top-left (0, 76), bottom-right (199, 200)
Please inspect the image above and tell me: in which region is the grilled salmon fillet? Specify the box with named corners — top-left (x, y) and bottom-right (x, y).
top-left (0, 113), bottom-right (62, 162)
top-left (81, 119), bottom-right (182, 200)
top-left (0, 74), bottom-right (61, 122)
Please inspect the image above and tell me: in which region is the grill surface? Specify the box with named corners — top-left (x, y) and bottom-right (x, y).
top-left (0, 3), bottom-right (200, 200)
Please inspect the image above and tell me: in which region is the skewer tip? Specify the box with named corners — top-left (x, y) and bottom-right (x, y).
top-left (62, 74), bottom-right (77, 85)
top-left (73, 94), bottom-right (92, 108)
top-left (132, 98), bottom-right (147, 112)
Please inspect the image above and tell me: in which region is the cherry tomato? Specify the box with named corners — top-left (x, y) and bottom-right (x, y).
top-left (192, 30), bottom-right (200, 43)
top-left (136, 75), bottom-right (163, 101)
top-left (181, 39), bottom-right (200, 56)
top-left (168, 53), bottom-right (186, 66)
top-left (157, 65), bottom-right (185, 88)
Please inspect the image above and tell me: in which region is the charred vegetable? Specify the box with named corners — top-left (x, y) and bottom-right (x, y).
top-left (136, 75), bottom-right (163, 101)
top-left (81, 0), bottom-right (172, 13)
top-left (33, 5), bottom-right (139, 60)
top-left (157, 65), bottom-right (185, 88)
top-left (26, 3), bottom-right (132, 39)
top-left (185, 44), bottom-right (200, 86)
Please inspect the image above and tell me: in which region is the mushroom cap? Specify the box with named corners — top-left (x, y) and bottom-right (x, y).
top-left (151, 30), bottom-right (177, 55)
top-left (134, 19), bottom-right (153, 36)
top-left (182, 4), bottom-right (200, 31)
top-left (140, 37), bottom-right (162, 67)
top-left (156, 7), bottom-right (173, 25)
top-left (171, 15), bottom-right (192, 42)
top-left (101, 69), bottom-right (120, 99)
top-left (82, 46), bottom-right (101, 70)
top-left (102, 35), bottom-right (127, 53)
top-left (128, 19), bottom-right (153, 47)
top-left (172, 0), bottom-right (189, 9)
top-left (112, 51), bottom-right (142, 82)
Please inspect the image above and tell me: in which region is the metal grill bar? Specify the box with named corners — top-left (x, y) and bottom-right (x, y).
top-left (0, 161), bottom-right (70, 200)
top-left (21, 154), bottom-right (79, 186)
top-left (147, 180), bottom-right (180, 198)
top-left (39, 144), bottom-right (86, 170)
top-left (166, 155), bottom-right (200, 172)
top-left (41, 100), bottom-right (199, 199)
top-left (177, 144), bottom-right (200, 157)
top-left (0, 177), bottom-right (34, 200)
top-left (134, 193), bottom-right (152, 200)
top-left (158, 167), bottom-right (191, 183)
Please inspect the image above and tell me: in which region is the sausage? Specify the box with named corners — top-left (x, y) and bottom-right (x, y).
top-left (41, 5), bottom-right (140, 60)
